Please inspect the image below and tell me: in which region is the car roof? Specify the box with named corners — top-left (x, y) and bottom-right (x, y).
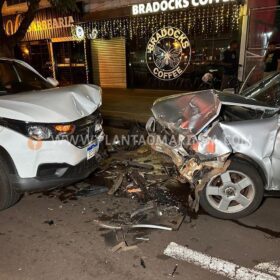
top-left (217, 91), bottom-right (278, 110)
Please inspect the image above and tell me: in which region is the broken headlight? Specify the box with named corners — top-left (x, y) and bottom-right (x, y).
top-left (27, 125), bottom-right (53, 141)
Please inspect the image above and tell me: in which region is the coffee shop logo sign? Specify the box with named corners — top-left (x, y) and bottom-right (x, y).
top-left (146, 27), bottom-right (191, 81)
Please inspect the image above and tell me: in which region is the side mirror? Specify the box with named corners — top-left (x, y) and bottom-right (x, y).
top-left (47, 77), bottom-right (59, 87)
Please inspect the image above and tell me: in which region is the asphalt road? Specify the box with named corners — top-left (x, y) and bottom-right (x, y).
top-left (0, 188), bottom-right (279, 280)
top-left (101, 88), bottom-right (183, 125)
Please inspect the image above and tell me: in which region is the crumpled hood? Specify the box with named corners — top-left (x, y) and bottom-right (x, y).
top-left (151, 89), bottom-right (279, 137)
top-left (0, 84), bottom-right (102, 123)
top-left (151, 90), bottom-right (221, 136)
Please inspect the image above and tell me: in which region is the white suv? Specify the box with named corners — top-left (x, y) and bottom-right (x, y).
top-left (0, 58), bottom-right (104, 210)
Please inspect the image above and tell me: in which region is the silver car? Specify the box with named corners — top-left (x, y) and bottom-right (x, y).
top-left (146, 73), bottom-right (280, 219)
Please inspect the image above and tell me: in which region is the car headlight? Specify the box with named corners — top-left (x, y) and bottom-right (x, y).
top-left (28, 126), bottom-right (53, 141)
top-left (95, 123), bottom-right (103, 134)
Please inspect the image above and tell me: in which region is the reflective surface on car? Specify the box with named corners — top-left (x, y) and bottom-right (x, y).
top-left (0, 61), bottom-right (53, 95)
top-left (242, 73), bottom-right (280, 107)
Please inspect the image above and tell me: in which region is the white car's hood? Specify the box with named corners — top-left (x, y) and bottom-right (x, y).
top-left (0, 84), bottom-right (102, 123)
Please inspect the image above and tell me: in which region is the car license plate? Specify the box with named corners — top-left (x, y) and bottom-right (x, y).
top-left (87, 142), bottom-right (99, 160)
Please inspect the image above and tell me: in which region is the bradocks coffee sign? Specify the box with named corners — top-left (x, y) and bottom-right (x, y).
top-left (146, 27), bottom-right (191, 80)
top-left (4, 8), bottom-right (79, 40)
top-left (133, 0), bottom-right (236, 15)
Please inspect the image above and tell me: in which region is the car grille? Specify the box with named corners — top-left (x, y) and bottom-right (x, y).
top-left (58, 110), bottom-right (103, 149)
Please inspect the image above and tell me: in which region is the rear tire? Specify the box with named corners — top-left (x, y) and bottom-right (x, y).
top-left (0, 161), bottom-right (21, 210)
top-left (200, 159), bottom-right (264, 219)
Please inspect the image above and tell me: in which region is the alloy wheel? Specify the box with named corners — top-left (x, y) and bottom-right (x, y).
top-left (205, 170), bottom-right (256, 214)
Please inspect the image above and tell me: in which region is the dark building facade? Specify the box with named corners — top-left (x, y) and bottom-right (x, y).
top-left (81, 0), bottom-right (243, 90)
top-left (3, 5), bottom-right (88, 86)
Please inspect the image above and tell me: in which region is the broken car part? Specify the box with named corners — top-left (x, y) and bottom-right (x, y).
top-left (108, 174), bottom-right (124, 195)
top-left (95, 220), bottom-right (173, 231)
top-left (147, 74), bottom-right (280, 219)
top-left (76, 185), bottom-right (109, 197)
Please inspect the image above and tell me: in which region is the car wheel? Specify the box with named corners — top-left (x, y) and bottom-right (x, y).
top-left (0, 161), bottom-right (21, 210)
top-left (200, 159), bottom-right (264, 219)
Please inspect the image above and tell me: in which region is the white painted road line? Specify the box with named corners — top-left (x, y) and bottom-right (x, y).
top-left (254, 262), bottom-right (280, 278)
top-left (164, 242), bottom-right (277, 280)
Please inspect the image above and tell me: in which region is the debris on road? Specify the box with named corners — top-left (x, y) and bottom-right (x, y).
top-left (135, 237), bottom-right (149, 241)
top-left (91, 145), bottom-right (194, 251)
top-left (38, 143), bottom-right (194, 252)
top-left (95, 220), bottom-right (173, 231)
top-left (111, 241), bottom-right (138, 253)
top-left (127, 188), bottom-right (142, 194)
top-left (76, 186), bottom-right (109, 197)
top-left (44, 220), bottom-right (54, 226)
top-left (169, 264), bottom-right (178, 278)
top-left (107, 174), bottom-right (124, 195)
top-left (140, 258), bottom-right (146, 269)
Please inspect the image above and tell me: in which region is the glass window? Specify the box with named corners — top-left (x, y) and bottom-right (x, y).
top-left (0, 62), bottom-right (18, 90)
top-left (127, 4), bottom-right (240, 91)
top-left (14, 62), bottom-right (52, 91)
top-left (243, 73), bottom-right (280, 107)
top-left (0, 61), bottom-right (52, 95)
top-left (53, 41), bottom-right (87, 86)
top-left (244, 6), bottom-right (280, 84)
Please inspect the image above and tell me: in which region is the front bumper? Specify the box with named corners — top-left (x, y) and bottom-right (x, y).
top-left (11, 154), bottom-right (102, 192)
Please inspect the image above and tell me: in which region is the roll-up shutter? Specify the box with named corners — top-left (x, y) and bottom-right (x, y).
top-left (90, 38), bottom-right (127, 88)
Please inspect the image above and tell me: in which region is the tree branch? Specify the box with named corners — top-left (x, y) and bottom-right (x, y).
top-left (11, 0), bottom-right (40, 43)
top-left (0, 0), bottom-right (7, 39)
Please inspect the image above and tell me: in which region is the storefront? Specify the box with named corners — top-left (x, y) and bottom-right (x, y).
top-left (4, 7), bottom-right (88, 85)
top-left (244, 0), bottom-right (280, 83)
top-left (80, 0), bottom-right (244, 90)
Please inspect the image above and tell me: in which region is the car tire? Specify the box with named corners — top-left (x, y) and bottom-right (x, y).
top-left (200, 159), bottom-right (264, 220)
top-left (0, 161), bottom-right (21, 210)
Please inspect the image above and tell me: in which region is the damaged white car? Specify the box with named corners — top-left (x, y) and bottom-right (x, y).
top-left (0, 58), bottom-right (104, 210)
top-left (147, 73), bottom-right (280, 219)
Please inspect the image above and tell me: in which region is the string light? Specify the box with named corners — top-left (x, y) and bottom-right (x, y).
top-left (79, 3), bottom-right (240, 42)
top-left (83, 39), bottom-right (89, 84)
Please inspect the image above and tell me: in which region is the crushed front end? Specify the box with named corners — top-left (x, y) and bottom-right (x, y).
top-left (146, 90), bottom-right (232, 211)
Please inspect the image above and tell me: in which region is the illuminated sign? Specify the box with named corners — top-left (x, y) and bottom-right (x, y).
top-left (146, 27), bottom-right (191, 81)
top-left (28, 16), bottom-right (74, 32)
top-left (4, 14), bottom-right (74, 35)
top-left (73, 25), bottom-right (85, 40)
top-left (132, 0), bottom-right (235, 15)
top-left (89, 28), bottom-right (98, 39)
top-left (3, 8), bottom-right (79, 41)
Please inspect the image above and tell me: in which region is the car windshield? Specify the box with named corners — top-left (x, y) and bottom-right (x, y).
top-left (0, 61), bottom-right (53, 95)
top-left (242, 73), bottom-right (280, 107)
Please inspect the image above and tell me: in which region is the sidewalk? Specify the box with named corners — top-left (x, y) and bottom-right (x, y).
top-left (101, 88), bottom-right (184, 127)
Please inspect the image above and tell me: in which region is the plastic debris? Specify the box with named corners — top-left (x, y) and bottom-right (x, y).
top-left (140, 258), bottom-right (146, 269)
top-left (44, 220), bottom-right (54, 226)
top-left (108, 174), bottom-right (124, 195)
top-left (76, 185), bottom-right (109, 197)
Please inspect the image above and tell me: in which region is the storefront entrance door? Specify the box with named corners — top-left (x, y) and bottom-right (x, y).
top-left (90, 38), bottom-right (127, 88)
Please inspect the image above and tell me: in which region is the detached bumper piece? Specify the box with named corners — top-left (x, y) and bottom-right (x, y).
top-left (12, 156), bottom-right (101, 192)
